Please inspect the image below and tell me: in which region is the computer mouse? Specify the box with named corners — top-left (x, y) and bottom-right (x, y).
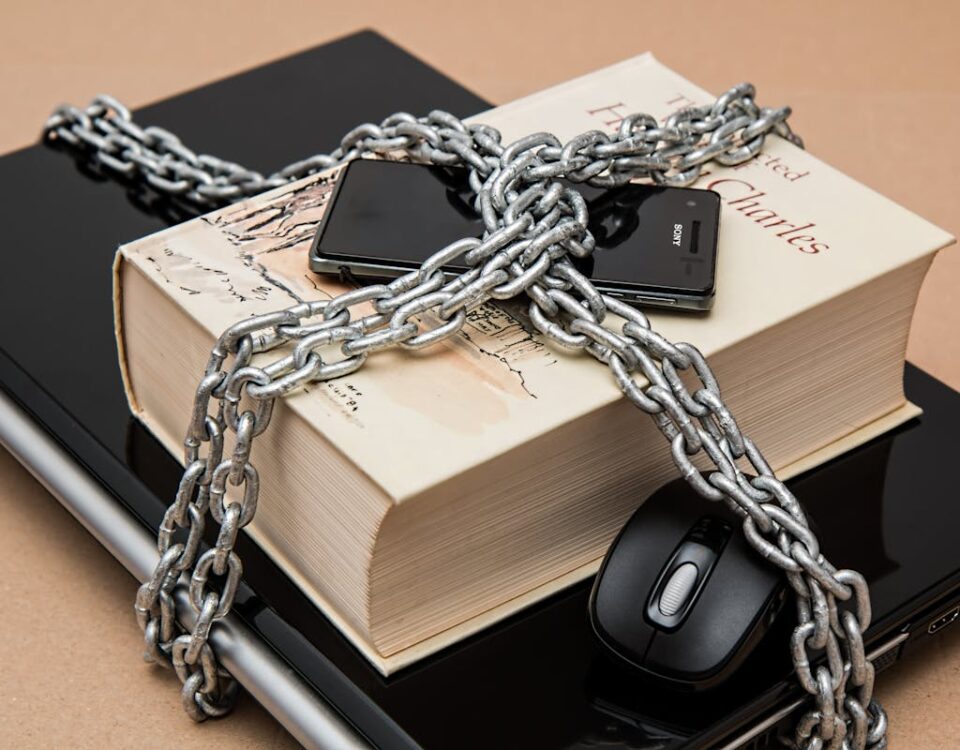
top-left (589, 476), bottom-right (787, 691)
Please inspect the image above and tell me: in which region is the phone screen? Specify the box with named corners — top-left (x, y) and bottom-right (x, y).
top-left (312, 160), bottom-right (719, 300)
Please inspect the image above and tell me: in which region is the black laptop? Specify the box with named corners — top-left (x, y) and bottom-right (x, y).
top-left (1, 30), bottom-right (958, 749)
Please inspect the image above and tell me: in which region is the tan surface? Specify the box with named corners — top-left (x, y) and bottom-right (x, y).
top-left (1, 1), bottom-right (958, 747)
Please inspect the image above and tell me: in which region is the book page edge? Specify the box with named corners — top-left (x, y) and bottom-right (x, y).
top-left (777, 399), bottom-right (921, 481)
top-left (113, 250), bottom-right (143, 418)
top-left (115, 381), bottom-right (921, 677)
top-left (374, 398), bottom-right (921, 674)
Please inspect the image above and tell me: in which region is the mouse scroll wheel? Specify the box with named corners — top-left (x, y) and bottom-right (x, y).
top-left (658, 562), bottom-right (700, 616)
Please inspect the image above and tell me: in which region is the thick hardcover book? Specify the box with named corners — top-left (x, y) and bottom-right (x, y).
top-left (114, 54), bottom-right (953, 673)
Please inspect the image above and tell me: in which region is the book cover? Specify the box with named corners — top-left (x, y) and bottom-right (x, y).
top-left (117, 53), bottom-right (951, 498)
top-left (114, 53), bottom-right (952, 672)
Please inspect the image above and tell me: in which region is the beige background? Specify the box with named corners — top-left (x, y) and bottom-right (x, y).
top-left (1, 1), bottom-right (958, 747)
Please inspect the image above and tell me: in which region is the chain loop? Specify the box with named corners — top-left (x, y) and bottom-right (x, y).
top-left (47, 86), bottom-right (881, 748)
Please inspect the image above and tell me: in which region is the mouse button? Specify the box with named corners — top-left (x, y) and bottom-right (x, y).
top-left (593, 513), bottom-right (678, 602)
top-left (590, 543), bottom-right (659, 664)
top-left (642, 533), bottom-right (784, 686)
top-left (658, 562), bottom-right (699, 616)
top-left (644, 539), bottom-right (718, 631)
top-left (591, 505), bottom-right (689, 665)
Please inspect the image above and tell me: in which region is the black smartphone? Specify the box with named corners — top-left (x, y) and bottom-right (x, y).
top-left (309, 159), bottom-right (721, 311)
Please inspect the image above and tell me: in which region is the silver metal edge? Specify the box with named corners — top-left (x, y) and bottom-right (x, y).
top-left (717, 631), bottom-right (911, 750)
top-left (0, 387), bottom-right (371, 750)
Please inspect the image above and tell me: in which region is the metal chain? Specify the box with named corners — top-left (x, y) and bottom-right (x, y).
top-left (45, 86), bottom-right (887, 749)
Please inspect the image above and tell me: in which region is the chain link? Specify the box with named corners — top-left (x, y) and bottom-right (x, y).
top-left (45, 85), bottom-right (888, 749)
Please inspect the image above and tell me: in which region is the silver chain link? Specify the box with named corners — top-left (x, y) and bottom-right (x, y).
top-left (45, 85), bottom-right (888, 749)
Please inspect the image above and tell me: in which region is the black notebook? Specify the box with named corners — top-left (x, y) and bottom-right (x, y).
top-left (2, 30), bottom-right (960, 750)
